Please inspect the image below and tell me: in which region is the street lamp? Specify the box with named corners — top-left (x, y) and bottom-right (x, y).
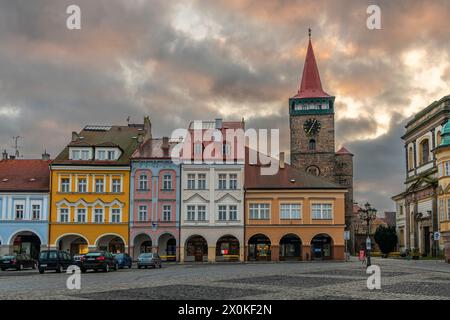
top-left (358, 202), bottom-right (377, 266)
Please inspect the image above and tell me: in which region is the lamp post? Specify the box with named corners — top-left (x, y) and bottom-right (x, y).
top-left (358, 202), bottom-right (377, 267)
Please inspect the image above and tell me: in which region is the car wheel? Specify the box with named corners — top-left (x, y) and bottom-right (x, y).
top-left (56, 265), bottom-right (63, 273)
top-left (39, 268), bottom-right (45, 274)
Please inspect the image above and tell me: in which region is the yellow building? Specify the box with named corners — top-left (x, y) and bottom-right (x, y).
top-left (434, 120), bottom-right (450, 263)
top-left (49, 119), bottom-right (151, 255)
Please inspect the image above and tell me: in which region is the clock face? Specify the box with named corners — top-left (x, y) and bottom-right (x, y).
top-left (303, 118), bottom-right (321, 136)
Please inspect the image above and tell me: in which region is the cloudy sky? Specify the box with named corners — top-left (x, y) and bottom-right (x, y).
top-left (1, 0), bottom-right (450, 212)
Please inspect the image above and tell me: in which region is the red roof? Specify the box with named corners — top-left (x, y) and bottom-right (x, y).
top-left (336, 147), bottom-right (353, 155)
top-left (0, 159), bottom-right (51, 192)
top-left (292, 39), bottom-right (330, 99)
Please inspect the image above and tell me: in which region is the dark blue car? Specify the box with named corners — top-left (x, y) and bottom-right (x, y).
top-left (114, 253), bottom-right (132, 269)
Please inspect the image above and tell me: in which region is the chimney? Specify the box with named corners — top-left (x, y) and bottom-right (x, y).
top-left (42, 150), bottom-right (50, 161)
top-left (279, 152), bottom-right (285, 169)
top-left (72, 131), bottom-right (79, 142)
top-left (2, 150), bottom-right (7, 160)
top-left (144, 116), bottom-right (152, 141)
top-left (137, 132), bottom-right (144, 143)
top-left (9, 155), bottom-right (15, 160)
top-left (215, 118), bottom-right (223, 129)
top-left (162, 136), bottom-right (169, 157)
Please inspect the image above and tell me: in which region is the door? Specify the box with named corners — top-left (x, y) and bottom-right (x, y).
top-left (423, 227), bottom-right (430, 256)
top-left (194, 247), bottom-right (203, 262)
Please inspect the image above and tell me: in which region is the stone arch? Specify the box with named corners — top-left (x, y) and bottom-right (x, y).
top-left (215, 234), bottom-right (240, 262)
top-left (310, 233), bottom-right (334, 260)
top-left (247, 233), bottom-right (271, 261)
top-left (279, 233), bottom-right (302, 261)
top-left (185, 234), bottom-right (208, 262)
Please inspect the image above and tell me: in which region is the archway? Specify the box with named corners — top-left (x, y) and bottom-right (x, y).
top-left (248, 234), bottom-right (271, 261)
top-left (311, 234), bottom-right (333, 260)
top-left (9, 231), bottom-right (42, 259)
top-left (158, 233), bottom-right (176, 261)
top-left (96, 234), bottom-right (125, 254)
top-left (216, 235), bottom-right (240, 262)
top-left (185, 235), bottom-right (208, 262)
top-left (57, 234), bottom-right (89, 255)
top-left (279, 234), bottom-right (302, 261)
top-left (133, 233), bottom-right (152, 259)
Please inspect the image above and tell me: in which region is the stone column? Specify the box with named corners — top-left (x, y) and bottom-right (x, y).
top-left (179, 246), bottom-right (185, 263)
top-left (176, 245), bottom-right (181, 262)
top-left (302, 244), bottom-right (311, 261)
top-left (270, 245), bottom-right (279, 262)
top-left (207, 246), bottom-right (216, 263)
top-left (442, 231), bottom-right (450, 263)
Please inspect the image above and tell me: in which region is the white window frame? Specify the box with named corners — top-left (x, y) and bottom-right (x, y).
top-left (138, 205), bottom-right (148, 222)
top-left (59, 208), bottom-right (69, 223)
top-left (60, 177), bottom-right (70, 193)
top-left (229, 205), bottom-right (237, 221)
top-left (218, 205), bottom-right (227, 221)
top-left (229, 173), bottom-right (238, 190)
top-left (280, 203), bottom-right (302, 219)
top-left (197, 173), bottom-right (206, 190)
top-left (112, 178), bottom-right (122, 193)
top-left (187, 174), bottom-right (195, 189)
top-left (31, 203), bottom-right (41, 220)
top-left (139, 174), bottom-right (148, 190)
top-left (78, 177), bottom-right (87, 193)
top-left (15, 203), bottom-right (25, 220)
top-left (186, 205), bottom-right (196, 221)
top-left (249, 203), bottom-right (270, 220)
top-left (76, 208), bottom-right (86, 223)
top-left (95, 178), bottom-right (104, 193)
top-left (163, 174), bottom-right (172, 190)
top-left (197, 205), bottom-right (206, 221)
top-left (111, 208), bottom-right (121, 223)
top-left (93, 208), bottom-right (104, 223)
top-left (218, 174), bottom-right (227, 190)
top-left (162, 205), bottom-right (171, 221)
top-left (311, 203), bottom-right (333, 220)
top-left (445, 161), bottom-right (450, 176)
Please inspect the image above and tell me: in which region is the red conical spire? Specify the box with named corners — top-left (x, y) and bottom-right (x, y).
top-left (292, 29), bottom-right (330, 99)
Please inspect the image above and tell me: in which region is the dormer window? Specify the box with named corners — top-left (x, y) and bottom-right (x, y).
top-left (72, 150), bottom-right (80, 160)
top-left (95, 148), bottom-right (121, 161)
top-left (81, 150), bottom-right (89, 160)
top-left (98, 150), bottom-right (106, 160)
top-left (107, 150), bottom-right (115, 160)
top-left (70, 147), bottom-right (92, 160)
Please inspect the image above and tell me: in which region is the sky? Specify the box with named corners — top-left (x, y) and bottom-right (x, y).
top-left (1, 0), bottom-right (450, 212)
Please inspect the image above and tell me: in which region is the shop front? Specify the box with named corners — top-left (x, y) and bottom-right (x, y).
top-left (216, 235), bottom-right (240, 262)
top-left (247, 234), bottom-right (271, 261)
top-left (311, 234), bottom-right (333, 260)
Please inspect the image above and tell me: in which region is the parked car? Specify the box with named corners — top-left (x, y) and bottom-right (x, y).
top-left (38, 250), bottom-right (74, 274)
top-left (114, 253), bottom-right (132, 269)
top-left (0, 254), bottom-right (36, 271)
top-left (73, 254), bottom-right (86, 267)
top-left (137, 253), bottom-right (162, 269)
top-left (80, 251), bottom-right (118, 273)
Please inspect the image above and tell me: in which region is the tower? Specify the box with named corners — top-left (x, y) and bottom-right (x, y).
top-left (289, 30), bottom-right (336, 179)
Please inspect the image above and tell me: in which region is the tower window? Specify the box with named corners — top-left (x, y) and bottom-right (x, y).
top-left (419, 139), bottom-right (429, 165)
top-left (306, 166), bottom-right (320, 176)
top-left (308, 139), bottom-right (316, 150)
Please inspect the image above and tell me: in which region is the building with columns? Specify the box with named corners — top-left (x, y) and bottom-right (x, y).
top-left (180, 119), bottom-right (245, 262)
top-left (130, 136), bottom-right (181, 261)
top-left (0, 156), bottom-right (51, 259)
top-left (392, 95), bottom-right (450, 256)
top-left (244, 151), bottom-right (347, 261)
top-left (49, 119), bottom-right (150, 255)
top-left (433, 120), bottom-right (450, 263)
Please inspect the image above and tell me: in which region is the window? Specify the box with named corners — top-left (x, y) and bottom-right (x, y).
top-left (309, 139), bottom-right (316, 151)
top-left (77, 208), bottom-right (86, 223)
top-left (81, 150), bottom-right (89, 160)
top-left (187, 205), bottom-right (195, 221)
top-left (15, 204), bottom-right (24, 220)
top-left (194, 143), bottom-right (202, 155)
top-left (72, 150), bottom-right (80, 160)
top-left (32, 204), bottom-right (41, 220)
top-left (78, 178), bottom-right (87, 193)
top-left (445, 161), bottom-right (450, 176)
top-left (222, 143), bottom-right (231, 156)
top-left (437, 131), bottom-right (442, 146)
top-left (249, 203), bottom-right (270, 220)
top-left (59, 208), bottom-right (69, 223)
top-left (420, 139), bottom-right (429, 165)
top-left (139, 175), bottom-right (148, 190)
top-left (229, 174), bottom-right (237, 190)
top-left (218, 174), bottom-right (227, 190)
top-left (218, 205), bottom-right (227, 221)
top-left (98, 150), bottom-right (106, 160)
top-left (280, 204), bottom-right (301, 219)
top-left (229, 205), bottom-right (237, 221)
top-left (95, 178), bottom-right (104, 193)
top-left (447, 199), bottom-right (450, 221)
top-left (111, 208), bottom-right (121, 223)
top-left (138, 206), bottom-right (148, 222)
top-left (312, 203), bottom-right (333, 220)
top-left (112, 178), bottom-right (121, 193)
top-left (61, 178), bottom-right (70, 192)
top-left (162, 205), bottom-right (171, 221)
top-left (439, 164), bottom-right (443, 177)
top-left (94, 208), bottom-right (104, 223)
top-left (198, 173), bottom-right (206, 189)
top-left (408, 147), bottom-right (414, 171)
top-left (439, 199), bottom-right (444, 222)
top-left (187, 174), bottom-right (195, 189)
top-left (306, 166), bottom-right (320, 176)
top-left (163, 174), bottom-right (172, 190)
top-left (107, 150), bottom-right (115, 160)
top-left (197, 205), bottom-right (206, 221)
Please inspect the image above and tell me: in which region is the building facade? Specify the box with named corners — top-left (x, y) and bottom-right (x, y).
top-left (245, 152), bottom-right (347, 261)
top-left (49, 119), bottom-right (150, 255)
top-left (130, 136), bottom-right (181, 261)
top-left (392, 95), bottom-right (450, 256)
top-left (180, 119), bottom-right (245, 262)
top-left (433, 120), bottom-right (450, 263)
top-left (288, 33), bottom-right (355, 252)
top-left (0, 156), bottom-right (51, 259)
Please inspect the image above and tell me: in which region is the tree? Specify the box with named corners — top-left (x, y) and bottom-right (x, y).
top-left (374, 225), bottom-right (398, 255)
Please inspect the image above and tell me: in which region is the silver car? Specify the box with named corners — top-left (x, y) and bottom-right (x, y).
top-left (137, 253), bottom-right (162, 269)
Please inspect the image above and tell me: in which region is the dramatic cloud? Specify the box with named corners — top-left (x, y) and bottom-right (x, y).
top-left (1, 0), bottom-right (450, 211)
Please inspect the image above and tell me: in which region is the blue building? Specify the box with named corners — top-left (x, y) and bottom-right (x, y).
top-left (0, 153), bottom-right (51, 259)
